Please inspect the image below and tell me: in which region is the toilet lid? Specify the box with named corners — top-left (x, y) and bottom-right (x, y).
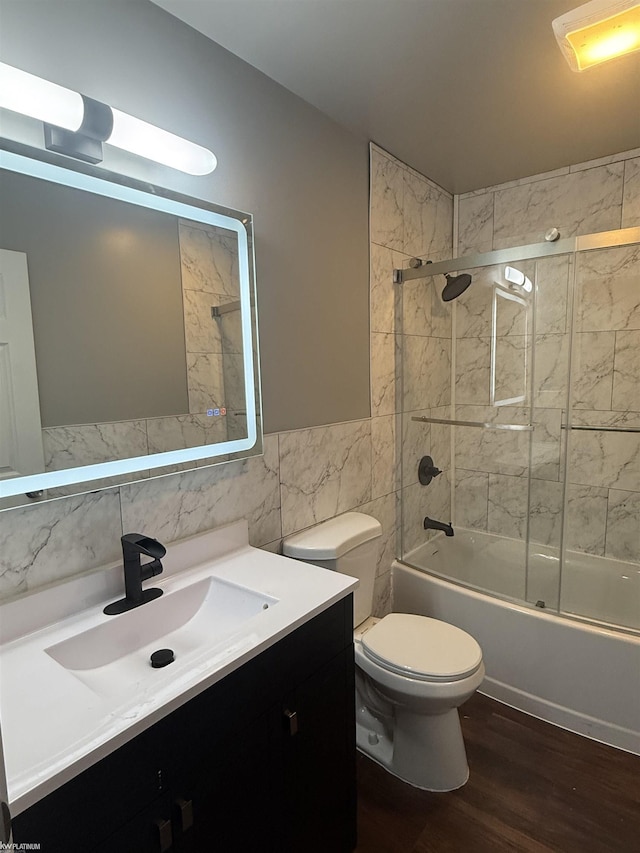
top-left (361, 614), bottom-right (482, 680)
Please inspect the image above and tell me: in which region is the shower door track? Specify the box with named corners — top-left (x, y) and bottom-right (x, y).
top-left (394, 225), bottom-right (640, 283)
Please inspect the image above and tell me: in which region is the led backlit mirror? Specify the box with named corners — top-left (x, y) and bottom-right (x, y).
top-left (0, 142), bottom-right (261, 508)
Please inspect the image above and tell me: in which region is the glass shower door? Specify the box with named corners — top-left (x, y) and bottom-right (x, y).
top-left (559, 238), bottom-right (640, 630)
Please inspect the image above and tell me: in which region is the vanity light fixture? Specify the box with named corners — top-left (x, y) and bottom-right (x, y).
top-left (552, 0), bottom-right (640, 71)
top-left (0, 62), bottom-right (217, 174)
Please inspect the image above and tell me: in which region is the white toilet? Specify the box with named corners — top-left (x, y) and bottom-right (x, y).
top-left (283, 511), bottom-right (485, 792)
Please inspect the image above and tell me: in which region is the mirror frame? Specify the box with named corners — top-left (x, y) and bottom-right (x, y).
top-left (0, 139), bottom-right (262, 501)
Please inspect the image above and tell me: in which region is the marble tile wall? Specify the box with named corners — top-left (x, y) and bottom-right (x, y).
top-left (179, 221), bottom-right (244, 427)
top-left (454, 150), bottom-right (640, 565)
top-left (370, 143), bottom-right (455, 562)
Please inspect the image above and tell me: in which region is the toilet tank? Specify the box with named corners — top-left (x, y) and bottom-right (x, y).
top-left (282, 513), bottom-right (382, 627)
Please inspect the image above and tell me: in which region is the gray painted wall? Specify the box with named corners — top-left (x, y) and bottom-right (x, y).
top-left (0, 171), bottom-right (188, 426)
top-left (0, 0), bottom-right (371, 434)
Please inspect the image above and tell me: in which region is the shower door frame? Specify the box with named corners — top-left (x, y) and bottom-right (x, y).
top-left (397, 225), bottom-right (640, 626)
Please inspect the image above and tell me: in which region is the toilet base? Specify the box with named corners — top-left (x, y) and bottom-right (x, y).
top-left (356, 707), bottom-right (470, 792)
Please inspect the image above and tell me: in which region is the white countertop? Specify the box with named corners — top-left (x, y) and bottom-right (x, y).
top-left (0, 520), bottom-right (357, 816)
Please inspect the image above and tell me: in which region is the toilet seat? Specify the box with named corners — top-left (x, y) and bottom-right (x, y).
top-left (360, 613), bottom-right (483, 682)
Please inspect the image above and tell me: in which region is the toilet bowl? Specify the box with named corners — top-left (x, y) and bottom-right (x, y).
top-left (354, 613), bottom-right (484, 791)
top-left (282, 512), bottom-right (484, 792)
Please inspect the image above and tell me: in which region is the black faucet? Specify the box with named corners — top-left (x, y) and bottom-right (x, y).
top-left (103, 533), bottom-right (167, 615)
top-left (423, 517), bottom-right (454, 536)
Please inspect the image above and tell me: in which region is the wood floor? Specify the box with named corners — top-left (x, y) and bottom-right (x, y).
top-left (356, 693), bottom-right (640, 853)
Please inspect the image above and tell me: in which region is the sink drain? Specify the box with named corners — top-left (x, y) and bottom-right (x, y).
top-left (150, 648), bottom-right (175, 668)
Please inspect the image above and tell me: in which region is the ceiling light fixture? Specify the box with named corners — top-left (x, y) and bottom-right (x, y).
top-left (0, 62), bottom-right (217, 174)
top-left (552, 0), bottom-right (640, 71)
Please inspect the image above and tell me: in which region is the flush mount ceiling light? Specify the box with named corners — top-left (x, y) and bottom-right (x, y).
top-left (0, 62), bottom-right (217, 174)
top-left (552, 0), bottom-right (640, 71)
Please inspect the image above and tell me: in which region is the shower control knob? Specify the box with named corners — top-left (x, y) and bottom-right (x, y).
top-left (418, 456), bottom-right (442, 485)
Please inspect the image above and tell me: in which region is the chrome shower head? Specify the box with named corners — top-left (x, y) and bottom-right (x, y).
top-left (442, 273), bottom-right (472, 302)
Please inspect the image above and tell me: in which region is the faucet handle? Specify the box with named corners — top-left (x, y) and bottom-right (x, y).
top-left (121, 533), bottom-right (167, 559)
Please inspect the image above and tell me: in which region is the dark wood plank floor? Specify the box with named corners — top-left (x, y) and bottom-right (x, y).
top-left (356, 693), bottom-right (640, 853)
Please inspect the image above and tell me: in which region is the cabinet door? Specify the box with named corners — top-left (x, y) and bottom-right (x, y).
top-left (277, 647), bottom-right (356, 853)
top-left (172, 711), bottom-right (275, 853)
top-left (92, 793), bottom-right (173, 853)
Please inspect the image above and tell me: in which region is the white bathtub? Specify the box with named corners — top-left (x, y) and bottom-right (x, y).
top-left (394, 529), bottom-right (640, 754)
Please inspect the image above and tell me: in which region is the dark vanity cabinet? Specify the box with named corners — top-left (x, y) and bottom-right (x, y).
top-left (11, 596), bottom-right (356, 853)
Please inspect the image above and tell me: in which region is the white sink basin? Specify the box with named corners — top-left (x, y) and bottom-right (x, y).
top-left (45, 576), bottom-right (278, 697)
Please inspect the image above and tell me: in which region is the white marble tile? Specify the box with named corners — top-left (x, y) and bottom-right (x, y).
top-left (403, 335), bottom-right (451, 411)
top-left (493, 335), bottom-right (529, 406)
top-left (371, 414), bottom-right (397, 499)
top-left (429, 406), bottom-right (452, 476)
top-left (483, 165), bottom-right (572, 194)
top-left (403, 170), bottom-right (453, 261)
top-left (576, 244), bottom-right (640, 332)
top-left (612, 330), bottom-right (640, 412)
top-left (605, 489), bottom-right (640, 563)
top-left (121, 434), bottom-right (281, 548)
top-left (43, 420), bottom-right (148, 471)
top-left (457, 193), bottom-right (494, 255)
top-left (146, 415), bottom-right (205, 454)
top-left (454, 265), bottom-right (496, 338)
top-left (401, 473), bottom-right (451, 554)
top-left (530, 408), bottom-right (563, 482)
top-left (487, 473), bottom-right (528, 540)
top-left (372, 570), bottom-right (392, 618)
top-left (356, 491), bottom-right (399, 578)
top-left (529, 479), bottom-right (563, 548)
top-left (402, 277), bottom-right (433, 337)
top-left (371, 244), bottom-right (403, 333)
top-left (455, 405), bottom-right (531, 478)
top-left (429, 290), bottom-right (452, 339)
top-left (279, 420), bottom-right (371, 536)
top-left (571, 331), bottom-right (615, 410)
top-left (569, 427), bottom-right (640, 492)
top-left (535, 255), bottom-right (569, 336)
top-left (371, 332), bottom-right (398, 417)
top-left (622, 157), bottom-right (640, 228)
top-left (454, 469), bottom-right (488, 531)
top-left (222, 353), bottom-right (247, 413)
top-left (566, 484), bottom-right (609, 556)
top-left (401, 409), bottom-right (430, 488)
top-left (179, 221), bottom-right (239, 297)
top-left (370, 149), bottom-right (404, 251)
top-left (455, 337), bottom-right (491, 406)
top-left (186, 352), bottom-right (225, 414)
top-left (0, 490), bottom-right (122, 600)
top-left (493, 164), bottom-right (624, 249)
top-left (534, 334), bottom-right (569, 409)
top-left (183, 289), bottom-right (224, 354)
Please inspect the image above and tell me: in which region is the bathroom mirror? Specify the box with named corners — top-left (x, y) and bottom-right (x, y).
top-left (0, 140), bottom-right (262, 508)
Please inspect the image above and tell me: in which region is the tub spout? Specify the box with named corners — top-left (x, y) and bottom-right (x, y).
top-left (423, 517), bottom-right (454, 536)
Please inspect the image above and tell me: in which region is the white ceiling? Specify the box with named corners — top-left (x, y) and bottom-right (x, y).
top-left (152, 0), bottom-right (640, 193)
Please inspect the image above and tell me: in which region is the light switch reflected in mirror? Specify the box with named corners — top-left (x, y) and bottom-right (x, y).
top-left (0, 142), bottom-right (262, 509)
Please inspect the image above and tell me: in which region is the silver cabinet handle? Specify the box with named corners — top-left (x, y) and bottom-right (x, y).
top-left (175, 797), bottom-right (194, 833)
top-left (155, 817), bottom-right (173, 853)
top-left (284, 708), bottom-right (298, 737)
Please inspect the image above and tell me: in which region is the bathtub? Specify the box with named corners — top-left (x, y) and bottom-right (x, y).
top-left (393, 529), bottom-right (640, 754)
